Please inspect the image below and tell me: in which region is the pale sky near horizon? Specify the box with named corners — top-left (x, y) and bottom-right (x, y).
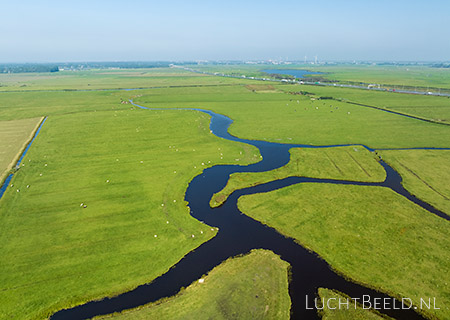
top-left (1, 0), bottom-right (449, 62)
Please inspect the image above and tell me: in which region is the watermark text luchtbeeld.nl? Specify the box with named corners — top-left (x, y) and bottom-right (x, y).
top-left (306, 295), bottom-right (440, 311)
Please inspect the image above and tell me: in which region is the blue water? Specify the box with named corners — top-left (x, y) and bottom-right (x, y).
top-left (262, 69), bottom-right (323, 79)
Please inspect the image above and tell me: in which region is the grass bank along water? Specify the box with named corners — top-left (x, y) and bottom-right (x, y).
top-left (0, 109), bottom-right (260, 320)
top-left (0, 116), bottom-right (46, 199)
top-left (51, 104), bottom-right (436, 320)
top-left (97, 250), bottom-right (291, 320)
top-left (210, 146), bottom-right (386, 208)
top-left (239, 183), bottom-right (450, 319)
top-left (133, 84), bottom-right (450, 148)
top-left (379, 149), bottom-right (450, 215)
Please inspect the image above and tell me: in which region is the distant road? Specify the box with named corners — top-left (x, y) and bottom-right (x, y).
top-left (174, 65), bottom-right (450, 97)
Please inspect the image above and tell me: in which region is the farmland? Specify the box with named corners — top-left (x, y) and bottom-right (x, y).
top-left (0, 65), bottom-right (449, 319)
top-left (238, 183), bottom-right (450, 319)
top-left (0, 117), bottom-right (43, 183)
top-left (210, 146), bottom-right (386, 208)
top-left (0, 83), bottom-right (260, 319)
top-left (98, 250), bottom-right (290, 320)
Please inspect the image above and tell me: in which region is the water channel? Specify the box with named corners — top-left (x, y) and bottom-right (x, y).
top-left (50, 103), bottom-right (449, 319)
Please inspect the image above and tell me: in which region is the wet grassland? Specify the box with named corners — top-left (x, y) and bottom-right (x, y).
top-left (0, 67), bottom-right (449, 319)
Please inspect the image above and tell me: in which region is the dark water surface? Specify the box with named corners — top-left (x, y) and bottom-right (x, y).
top-left (49, 105), bottom-right (448, 319)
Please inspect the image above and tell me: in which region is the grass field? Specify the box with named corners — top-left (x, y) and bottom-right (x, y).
top-left (134, 85), bottom-right (450, 148)
top-left (1, 67), bottom-right (449, 319)
top-left (98, 250), bottom-right (290, 320)
top-left (0, 90), bottom-right (125, 120)
top-left (0, 108), bottom-right (259, 319)
top-left (380, 150), bottom-right (450, 215)
top-left (0, 68), bottom-right (260, 92)
top-left (238, 184), bottom-right (450, 319)
top-left (189, 64), bottom-right (450, 90)
top-left (318, 288), bottom-right (384, 320)
top-left (210, 146), bottom-right (385, 207)
top-left (0, 117), bottom-right (43, 183)
top-left (277, 83), bottom-right (450, 124)
top-left (2, 68), bottom-right (450, 148)
top-left (187, 64), bottom-right (450, 123)
top-left (305, 65), bottom-right (450, 90)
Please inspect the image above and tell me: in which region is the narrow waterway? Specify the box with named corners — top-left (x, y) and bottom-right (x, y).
top-left (50, 104), bottom-right (449, 320)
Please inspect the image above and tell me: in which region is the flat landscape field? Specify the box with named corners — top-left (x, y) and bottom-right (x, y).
top-left (0, 117), bottom-right (43, 183)
top-left (0, 86), bottom-right (260, 318)
top-left (0, 66), bottom-right (449, 320)
top-left (98, 250), bottom-right (290, 320)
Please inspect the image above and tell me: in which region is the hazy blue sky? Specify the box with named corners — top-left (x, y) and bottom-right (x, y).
top-left (1, 0), bottom-right (449, 62)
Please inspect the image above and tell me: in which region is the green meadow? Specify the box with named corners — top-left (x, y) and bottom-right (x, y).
top-left (238, 184), bottom-right (450, 319)
top-left (0, 105), bottom-right (259, 318)
top-left (210, 146), bottom-right (385, 207)
top-left (98, 250), bottom-right (290, 320)
top-left (0, 68), bottom-right (258, 92)
top-left (380, 150), bottom-right (450, 215)
top-left (277, 84), bottom-right (450, 124)
top-left (190, 63), bottom-right (450, 90)
top-left (134, 85), bottom-right (450, 148)
top-left (0, 66), bottom-right (449, 319)
top-left (0, 117), bottom-right (43, 183)
top-left (307, 65), bottom-right (450, 90)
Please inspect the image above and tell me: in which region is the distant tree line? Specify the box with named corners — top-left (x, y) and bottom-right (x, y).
top-left (431, 63), bottom-right (450, 68)
top-left (0, 64), bottom-right (59, 73)
top-left (57, 61), bottom-right (176, 70)
top-left (267, 73), bottom-right (295, 80)
top-left (0, 61), bottom-right (198, 73)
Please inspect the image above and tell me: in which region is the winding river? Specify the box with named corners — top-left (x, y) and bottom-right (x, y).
top-left (47, 103), bottom-right (450, 320)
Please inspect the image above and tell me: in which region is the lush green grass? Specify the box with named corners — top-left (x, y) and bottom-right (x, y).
top-left (1, 67), bottom-right (450, 319)
top-left (306, 65), bottom-right (450, 90)
top-left (0, 108), bottom-right (259, 319)
top-left (134, 84), bottom-right (450, 148)
top-left (188, 64), bottom-right (450, 123)
top-left (211, 146), bottom-right (385, 207)
top-left (380, 150), bottom-right (450, 215)
top-left (98, 250), bottom-right (290, 320)
top-left (189, 64), bottom-right (450, 89)
top-left (238, 184), bottom-right (450, 319)
top-left (318, 288), bottom-right (384, 320)
top-left (2, 68), bottom-right (449, 147)
top-left (0, 90), bottom-right (126, 120)
top-left (0, 117), bottom-right (43, 183)
top-left (0, 68), bottom-right (258, 92)
top-left (277, 83), bottom-right (450, 124)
